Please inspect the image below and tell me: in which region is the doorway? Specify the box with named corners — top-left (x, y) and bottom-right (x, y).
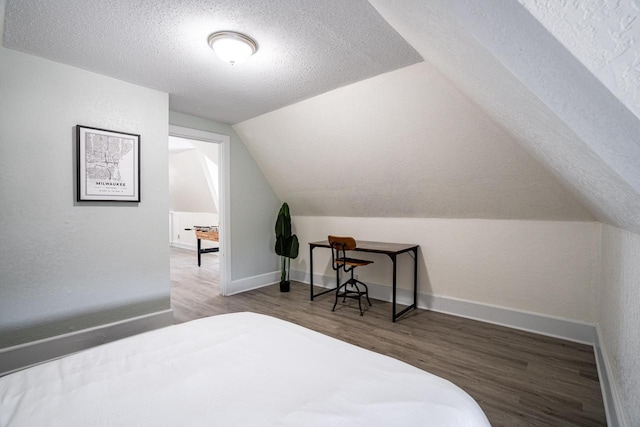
top-left (168, 126), bottom-right (230, 310)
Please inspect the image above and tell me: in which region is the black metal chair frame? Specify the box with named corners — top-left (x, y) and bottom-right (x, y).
top-left (330, 241), bottom-right (372, 316)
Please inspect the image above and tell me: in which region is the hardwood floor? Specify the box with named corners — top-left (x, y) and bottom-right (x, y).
top-left (170, 247), bottom-right (606, 426)
top-left (170, 247), bottom-right (220, 323)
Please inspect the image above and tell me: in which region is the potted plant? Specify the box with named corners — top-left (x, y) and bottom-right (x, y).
top-left (275, 202), bottom-right (299, 292)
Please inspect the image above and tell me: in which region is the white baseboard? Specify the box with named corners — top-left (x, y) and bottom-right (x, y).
top-left (423, 294), bottom-right (596, 345)
top-left (228, 271), bottom-right (281, 296)
top-left (170, 241), bottom-right (196, 251)
top-left (594, 325), bottom-right (625, 427)
top-left (0, 309), bottom-right (174, 376)
top-left (291, 269), bottom-right (596, 345)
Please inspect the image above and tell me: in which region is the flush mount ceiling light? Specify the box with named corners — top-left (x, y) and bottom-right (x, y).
top-left (208, 31), bottom-right (258, 65)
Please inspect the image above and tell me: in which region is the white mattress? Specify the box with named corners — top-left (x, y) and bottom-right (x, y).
top-left (0, 312), bottom-right (490, 426)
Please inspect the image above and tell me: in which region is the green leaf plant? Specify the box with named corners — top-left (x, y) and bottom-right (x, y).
top-left (275, 202), bottom-right (299, 284)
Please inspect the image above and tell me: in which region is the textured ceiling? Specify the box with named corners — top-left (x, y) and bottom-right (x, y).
top-left (519, 0), bottom-right (640, 120)
top-left (1, 0), bottom-right (421, 124)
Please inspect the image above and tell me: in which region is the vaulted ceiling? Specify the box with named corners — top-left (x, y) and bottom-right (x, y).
top-left (2, 0), bottom-right (639, 231)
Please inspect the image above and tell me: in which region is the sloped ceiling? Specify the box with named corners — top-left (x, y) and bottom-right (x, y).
top-left (366, 0), bottom-right (640, 232)
top-left (234, 62), bottom-right (593, 220)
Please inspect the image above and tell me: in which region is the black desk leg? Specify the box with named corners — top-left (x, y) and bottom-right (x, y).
top-left (392, 248), bottom-right (419, 322)
top-left (391, 254), bottom-right (397, 322)
top-left (310, 245), bottom-right (314, 300)
top-left (197, 238), bottom-right (201, 267)
top-left (309, 244), bottom-right (340, 301)
top-left (413, 247), bottom-right (418, 308)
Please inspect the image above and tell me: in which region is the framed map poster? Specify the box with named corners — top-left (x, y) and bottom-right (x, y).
top-left (77, 125), bottom-right (140, 202)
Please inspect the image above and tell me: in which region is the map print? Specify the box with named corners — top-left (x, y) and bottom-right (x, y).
top-left (85, 132), bottom-right (133, 181)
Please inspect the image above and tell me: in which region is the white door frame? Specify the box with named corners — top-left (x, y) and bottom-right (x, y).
top-left (168, 125), bottom-right (231, 295)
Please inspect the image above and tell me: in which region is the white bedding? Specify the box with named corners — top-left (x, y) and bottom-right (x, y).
top-left (0, 312), bottom-right (490, 426)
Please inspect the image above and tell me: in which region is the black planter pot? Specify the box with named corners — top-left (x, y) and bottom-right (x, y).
top-left (279, 281), bottom-right (290, 292)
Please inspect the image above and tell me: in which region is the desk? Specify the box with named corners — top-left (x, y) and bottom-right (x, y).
top-left (186, 227), bottom-right (219, 266)
top-left (309, 240), bottom-right (419, 322)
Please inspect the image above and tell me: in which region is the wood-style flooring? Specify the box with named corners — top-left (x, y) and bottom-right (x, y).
top-left (170, 247), bottom-right (606, 426)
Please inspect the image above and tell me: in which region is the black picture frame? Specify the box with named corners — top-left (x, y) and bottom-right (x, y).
top-left (76, 125), bottom-right (140, 202)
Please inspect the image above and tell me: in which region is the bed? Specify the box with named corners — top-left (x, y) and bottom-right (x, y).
top-left (0, 312), bottom-right (490, 426)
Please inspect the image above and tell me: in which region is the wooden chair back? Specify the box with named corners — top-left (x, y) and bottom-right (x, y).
top-left (328, 235), bottom-right (357, 251)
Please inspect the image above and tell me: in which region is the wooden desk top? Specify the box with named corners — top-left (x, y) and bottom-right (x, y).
top-left (309, 240), bottom-right (418, 255)
top-left (195, 230), bottom-right (219, 242)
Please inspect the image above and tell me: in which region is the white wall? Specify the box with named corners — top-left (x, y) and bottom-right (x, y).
top-left (234, 62), bottom-right (593, 222)
top-left (0, 0), bottom-right (5, 45)
top-left (291, 216), bottom-right (600, 323)
top-left (0, 47), bottom-right (170, 347)
top-left (169, 149), bottom-right (217, 213)
top-left (168, 112), bottom-right (281, 280)
top-left (599, 225), bottom-right (640, 427)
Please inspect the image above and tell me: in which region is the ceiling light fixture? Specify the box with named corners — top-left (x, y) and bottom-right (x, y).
top-left (208, 31), bottom-right (258, 65)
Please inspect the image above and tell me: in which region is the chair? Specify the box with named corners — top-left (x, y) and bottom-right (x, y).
top-left (328, 235), bottom-right (373, 316)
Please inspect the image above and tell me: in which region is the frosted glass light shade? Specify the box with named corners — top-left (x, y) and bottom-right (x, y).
top-left (208, 31), bottom-right (258, 65)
